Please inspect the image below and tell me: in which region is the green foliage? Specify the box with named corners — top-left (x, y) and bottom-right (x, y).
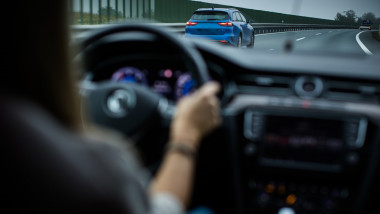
top-left (372, 31), bottom-right (380, 41)
top-left (359, 13), bottom-right (380, 29)
top-left (99, 6), bottom-right (123, 18)
top-left (335, 10), bottom-right (380, 27)
top-left (335, 10), bottom-right (357, 26)
top-left (361, 12), bottom-right (376, 23)
top-left (73, 12), bottom-right (122, 24)
top-left (73, 6), bottom-right (124, 24)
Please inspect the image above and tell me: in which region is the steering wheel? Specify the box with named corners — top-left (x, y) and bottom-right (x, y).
top-left (77, 24), bottom-right (210, 142)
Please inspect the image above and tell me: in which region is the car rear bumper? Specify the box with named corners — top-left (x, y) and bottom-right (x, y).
top-left (359, 26), bottom-right (372, 30)
top-left (184, 33), bottom-right (235, 45)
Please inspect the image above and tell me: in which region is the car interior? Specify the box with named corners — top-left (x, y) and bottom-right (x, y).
top-left (73, 24), bottom-right (380, 214)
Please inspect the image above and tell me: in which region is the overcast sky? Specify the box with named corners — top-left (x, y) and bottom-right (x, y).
top-left (195, 0), bottom-right (380, 20)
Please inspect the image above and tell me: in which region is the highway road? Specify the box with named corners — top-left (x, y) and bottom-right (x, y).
top-left (252, 29), bottom-right (380, 56)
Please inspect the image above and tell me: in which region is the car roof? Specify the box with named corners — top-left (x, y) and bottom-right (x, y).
top-left (362, 20), bottom-right (372, 24)
top-left (195, 8), bottom-right (238, 12)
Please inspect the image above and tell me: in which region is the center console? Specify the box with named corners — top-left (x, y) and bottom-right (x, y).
top-left (238, 109), bottom-right (369, 214)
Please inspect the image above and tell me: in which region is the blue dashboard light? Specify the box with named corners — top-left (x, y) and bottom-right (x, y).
top-left (123, 75), bottom-right (137, 83)
top-left (182, 79), bottom-right (195, 96)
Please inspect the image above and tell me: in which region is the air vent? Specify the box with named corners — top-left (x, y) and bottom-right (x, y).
top-left (294, 76), bottom-right (323, 98)
top-left (324, 79), bottom-right (380, 103)
top-left (234, 74), bottom-right (294, 96)
top-left (233, 73), bottom-right (380, 104)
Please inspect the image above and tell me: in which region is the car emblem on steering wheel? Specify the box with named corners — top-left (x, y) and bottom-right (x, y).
top-left (106, 89), bottom-right (135, 117)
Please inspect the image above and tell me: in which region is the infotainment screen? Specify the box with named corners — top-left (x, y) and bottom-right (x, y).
top-left (261, 115), bottom-right (345, 169)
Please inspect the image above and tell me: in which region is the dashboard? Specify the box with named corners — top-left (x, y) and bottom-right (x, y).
top-left (187, 40), bottom-right (380, 214)
top-left (78, 25), bottom-right (380, 214)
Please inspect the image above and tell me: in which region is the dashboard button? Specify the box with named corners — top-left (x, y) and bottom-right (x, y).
top-left (346, 153), bottom-right (359, 165)
top-left (278, 207), bottom-right (295, 214)
top-left (285, 194), bottom-right (297, 205)
top-left (245, 143), bottom-right (257, 156)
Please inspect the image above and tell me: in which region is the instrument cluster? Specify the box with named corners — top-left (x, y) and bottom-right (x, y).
top-left (110, 66), bottom-right (195, 101)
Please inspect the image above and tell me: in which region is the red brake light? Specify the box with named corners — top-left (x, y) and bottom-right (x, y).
top-left (186, 22), bottom-right (198, 26)
top-left (218, 22), bottom-right (233, 27)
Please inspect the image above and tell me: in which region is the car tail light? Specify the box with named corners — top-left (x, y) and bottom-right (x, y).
top-left (186, 22), bottom-right (198, 26)
top-left (220, 40), bottom-right (228, 43)
top-left (218, 22), bottom-right (233, 27)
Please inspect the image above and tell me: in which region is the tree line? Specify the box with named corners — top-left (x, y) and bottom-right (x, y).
top-left (335, 10), bottom-right (380, 27)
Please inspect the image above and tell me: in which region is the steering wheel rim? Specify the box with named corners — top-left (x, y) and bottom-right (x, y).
top-left (78, 23), bottom-right (211, 139)
top-left (78, 23), bottom-right (210, 84)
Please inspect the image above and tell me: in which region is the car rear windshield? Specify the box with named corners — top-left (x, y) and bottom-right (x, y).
top-left (361, 20), bottom-right (372, 25)
top-left (191, 11), bottom-right (229, 20)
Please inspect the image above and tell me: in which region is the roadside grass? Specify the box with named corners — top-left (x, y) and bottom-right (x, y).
top-left (373, 31), bottom-right (380, 41)
top-left (72, 12), bottom-right (119, 24)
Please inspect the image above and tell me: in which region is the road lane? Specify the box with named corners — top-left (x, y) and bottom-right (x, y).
top-left (357, 30), bottom-right (380, 55)
top-left (296, 37), bottom-right (306, 41)
top-left (356, 31), bottom-right (373, 55)
top-left (253, 29), bottom-right (378, 55)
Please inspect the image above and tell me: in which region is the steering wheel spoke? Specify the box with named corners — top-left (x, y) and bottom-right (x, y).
top-left (81, 81), bottom-right (161, 136)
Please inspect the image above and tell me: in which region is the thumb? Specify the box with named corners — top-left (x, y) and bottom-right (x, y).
top-left (199, 81), bottom-right (220, 96)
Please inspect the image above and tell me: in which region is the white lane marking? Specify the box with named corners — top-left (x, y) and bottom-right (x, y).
top-left (296, 37), bottom-right (306, 41)
top-left (328, 31), bottom-right (333, 33)
top-left (356, 31), bottom-right (373, 55)
top-left (269, 49), bottom-right (275, 51)
top-left (315, 33), bottom-right (322, 36)
top-left (255, 32), bottom-right (287, 36)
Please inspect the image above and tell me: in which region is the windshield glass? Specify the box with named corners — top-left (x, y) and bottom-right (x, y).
top-left (361, 20), bottom-right (373, 25)
top-left (70, 0), bottom-right (380, 56)
top-left (191, 11), bottom-right (229, 20)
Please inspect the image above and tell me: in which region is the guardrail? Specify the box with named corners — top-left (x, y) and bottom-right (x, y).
top-left (71, 23), bottom-right (356, 36)
top-left (251, 23), bottom-right (355, 34)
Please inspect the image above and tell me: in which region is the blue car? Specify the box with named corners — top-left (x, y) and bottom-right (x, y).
top-left (185, 8), bottom-right (255, 48)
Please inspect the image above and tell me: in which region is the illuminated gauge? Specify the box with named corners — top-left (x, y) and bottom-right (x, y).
top-left (111, 67), bottom-right (148, 86)
top-left (175, 72), bottom-right (195, 100)
top-left (153, 80), bottom-right (171, 96)
top-left (153, 69), bottom-right (173, 96)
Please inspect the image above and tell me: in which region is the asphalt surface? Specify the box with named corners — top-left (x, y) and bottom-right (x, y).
top-left (252, 29), bottom-right (380, 56)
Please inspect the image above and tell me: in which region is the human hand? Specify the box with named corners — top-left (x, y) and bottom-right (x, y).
top-left (169, 81), bottom-right (221, 150)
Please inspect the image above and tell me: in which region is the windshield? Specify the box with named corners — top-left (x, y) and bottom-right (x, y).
top-left (191, 11), bottom-right (229, 20)
top-left (70, 0), bottom-right (380, 56)
top-left (9, 1), bottom-right (380, 214)
top-left (361, 20), bottom-right (373, 25)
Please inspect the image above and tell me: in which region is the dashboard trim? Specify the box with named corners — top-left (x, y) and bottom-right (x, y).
top-left (224, 94), bottom-right (380, 123)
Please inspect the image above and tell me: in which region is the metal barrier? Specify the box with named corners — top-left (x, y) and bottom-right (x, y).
top-left (252, 23), bottom-right (355, 35)
top-left (71, 23), bottom-right (355, 36)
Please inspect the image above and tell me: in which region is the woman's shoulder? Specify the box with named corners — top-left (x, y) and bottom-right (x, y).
top-left (1, 95), bottom-right (151, 213)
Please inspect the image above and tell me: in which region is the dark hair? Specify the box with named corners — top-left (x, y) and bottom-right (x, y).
top-left (7, 0), bottom-right (82, 131)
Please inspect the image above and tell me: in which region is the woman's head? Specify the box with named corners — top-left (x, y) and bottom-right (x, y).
top-left (8, 0), bottom-right (82, 131)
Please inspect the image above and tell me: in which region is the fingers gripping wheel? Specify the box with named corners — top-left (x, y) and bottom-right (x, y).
top-left (78, 24), bottom-right (211, 136)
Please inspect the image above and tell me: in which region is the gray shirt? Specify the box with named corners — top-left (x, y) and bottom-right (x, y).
top-left (2, 96), bottom-right (183, 214)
